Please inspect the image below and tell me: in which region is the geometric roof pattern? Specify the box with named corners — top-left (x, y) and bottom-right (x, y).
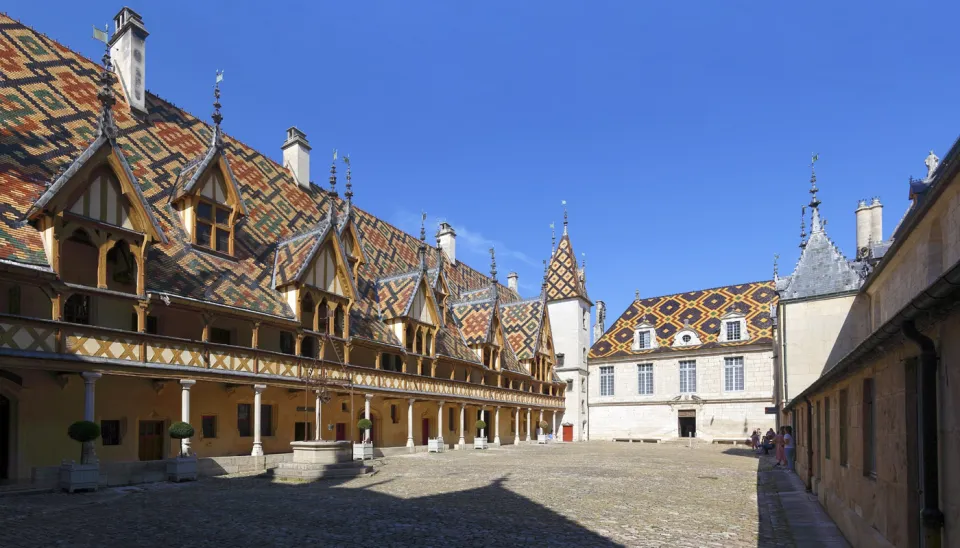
top-left (0, 14), bottom-right (546, 375)
top-left (500, 298), bottom-right (544, 361)
top-left (545, 233), bottom-right (589, 302)
top-left (376, 270), bottom-right (422, 321)
top-left (590, 280), bottom-right (777, 360)
top-left (452, 292), bottom-right (496, 346)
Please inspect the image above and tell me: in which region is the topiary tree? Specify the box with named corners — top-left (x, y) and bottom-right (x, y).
top-left (539, 420), bottom-right (548, 433)
top-left (475, 420), bottom-right (486, 430)
top-left (169, 422), bottom-right (195, 457)
top-left (357, 418), bottom-right (373, 442)
top-left (67, 420), bottom-right (100, 464)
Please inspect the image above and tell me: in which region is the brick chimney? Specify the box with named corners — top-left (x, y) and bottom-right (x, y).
top-left (282, 127), bottom-right (311, 189)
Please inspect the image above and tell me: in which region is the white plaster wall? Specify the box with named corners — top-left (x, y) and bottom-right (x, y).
top-left (590, 401), bottom-right (773, 440)
top-left (780, 295), bottom-right (856, 403)
top-left (549, 297), bottom-right (591, 441)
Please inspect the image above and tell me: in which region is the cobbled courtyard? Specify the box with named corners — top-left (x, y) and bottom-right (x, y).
top-left (1, 442), bottom-right (807, 547)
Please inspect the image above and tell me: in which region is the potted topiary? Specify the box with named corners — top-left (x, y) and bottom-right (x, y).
top-left (474, 419), bottom-right (488, 450)
top-left (354, 418), bottom-right (374, 460)
top-left (538, 420), bottom-right (549, 444)
top-left (59, 420), bottom-right (101, 492)
top-left (167, 421), bottom-right (198, 482)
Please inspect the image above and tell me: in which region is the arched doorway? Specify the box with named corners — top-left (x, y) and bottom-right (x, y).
top-left (0, 394), bottom-right (10, 480)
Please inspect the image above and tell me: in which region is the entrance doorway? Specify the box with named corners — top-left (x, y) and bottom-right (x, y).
top-left (421, 418), bottom-right (430, 445)
top-left (678, 410), bottom-right (696, 438)
top-left (0, 394), bottom-right (9, 480)
top-left (562, 424), bottom-right (573, 442)
top-left (335, 422), bottom-right (346, 441)
top-left (138, 420), bottom-right (165, 461)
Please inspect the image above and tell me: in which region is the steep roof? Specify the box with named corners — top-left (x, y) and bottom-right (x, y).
top-left (500, 298), bottom-right (544, 360)
top-left (0, 14), bottom-right (541, 370)
top-left (778, 210), bottom-right (863, 301)
top-left (545, 234), bottom-right (589, 302)
top-left (590, 280), bottom-right (777, 360)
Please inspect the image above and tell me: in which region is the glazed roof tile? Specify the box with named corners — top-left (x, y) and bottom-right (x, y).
top-left (545, 234), bottom-right (589, 302)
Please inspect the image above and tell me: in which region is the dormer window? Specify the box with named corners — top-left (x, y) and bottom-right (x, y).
top-left (632, 320), bottom-right (658, 351)
top-left (718, 310), bottom-right (749, 343)
top-left (672, 325), bottom-right (702, 347)
top-left (195, 195), bottom-right (233, 254)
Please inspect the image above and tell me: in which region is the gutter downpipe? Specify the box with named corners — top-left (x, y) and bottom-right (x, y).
top-left (902, 319), bottom-right (943, 548)
top-left (804, 395), bottom-right (814, 492)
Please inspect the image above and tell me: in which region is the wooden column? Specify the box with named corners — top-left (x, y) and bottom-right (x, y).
top-left (375, 352), bottom-right (382, 370)
top-left (252, 321), bottom-right (261, 374)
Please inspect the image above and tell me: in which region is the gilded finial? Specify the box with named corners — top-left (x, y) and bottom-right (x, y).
top-left (329, 149), bottom-right (338, 197)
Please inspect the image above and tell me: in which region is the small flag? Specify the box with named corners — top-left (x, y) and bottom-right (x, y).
top-left (215, 70), bottom-right (224, 84)
top-left (811, 153), bottom-right (819, 163)
top-left (92, 25), bottom-right (108, 44)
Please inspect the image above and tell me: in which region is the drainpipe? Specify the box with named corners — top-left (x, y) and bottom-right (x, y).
top-left (902, 320), bottom-right (944, 547)
top-left (804, 395), bottom-right (814, 491)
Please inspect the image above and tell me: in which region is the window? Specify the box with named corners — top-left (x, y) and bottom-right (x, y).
top-left (201, 415), bottom-right (217, 438)
top-left (280, 331), bottom-right (295, 355)
top-left (260, 404), bottom-right (273, 437)
top-left (300, 337), bottom-right (316, 359)
top-left (637, 364), bottom-right (653, 395)
top-left (724, 357), bottom-right (744, 391)
top-left (195, 198), bottom-right (232, 254)
top-left (101, 420), bottom-right (121, 446)
top-left (637, 330), bottom-right (652, 349)
top-left (7, 286), bottom-right (20, 315)
top-left (130, 313), bottom-right (158, 334)
top-left (294, 421), bottom-right (312, 441)
top-left (237, 403), bottom-right (252, 437)
top-left (839, 389), bottom-right (848, 466)
top-left (340, 402), bottom-right (348, 412)
top-left (63, 294), bottom-right (91, 325)
top-left (682, 335), bottom-right (691, 344)
top-left (725, 321), bottom-right (741, 341)
top-left (824, 396), bottom-right (831, 459)
top-left (599, 366), bottom-right (614, 396)
top-left (390, 404), bottom-right (399, 424)
top-left (209, 327), bottom-right (231, 345)
top-left (679, 360), bottom-right (697, 393)
top-left (863, 378), bottom-right (875, 477)
top-left (448, 407), bottom-right (454, 431)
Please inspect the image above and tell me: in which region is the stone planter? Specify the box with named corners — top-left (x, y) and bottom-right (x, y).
top-left (428, 438), bottom-right (445, 453)
top-left (167, 455), bottom-right (198, 482)
top-left (537, 434), bottom-right (548, 444)
top-left (474, 438), bottom-right (488, 450)
top-left (353, 441), bottom-right (374, 461)
top-left (59, 461), bottom-right (100, 493)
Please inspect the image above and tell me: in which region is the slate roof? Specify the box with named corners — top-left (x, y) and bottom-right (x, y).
top-left (777, 210), bottom-right (863, 301)
top-left (590, 280), bottom-right (777, 360)
top-left (545, 234), bottom-right (589, 302)
top-left (0, 14), bottom-right (545, 373)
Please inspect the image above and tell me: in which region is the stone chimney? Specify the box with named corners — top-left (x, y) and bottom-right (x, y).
top-left (437, 222), bottom-right (456, 263)
top-left (282, 127), bottom-right (311, 189)
top-left (855, 199), bottom-right (871, 256)
top-left (869, 197), bottom-right (883, 246)
top-left (507, 272), bottom-right (518, 292)
top-left (109, 7), bottom-right (148, 114)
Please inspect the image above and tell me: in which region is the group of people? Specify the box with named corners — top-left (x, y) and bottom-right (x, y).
top-left (748, 426), bottom-right (794, 469)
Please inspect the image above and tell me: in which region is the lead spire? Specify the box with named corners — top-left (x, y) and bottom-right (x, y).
top-left (549, 222), bottom-right (556, 254)
top-left (489, 247), bottom-right (497, 283)
top-left (418, 212), bottom-right (427, 271)
top-left (799, 205), bottom-right (807, 248)
top-left (329, 149), bottom-right (338, 197)
top-left (342, 154), bottom-right (353, 208)
top-left (562, 200), bottom-right (568, 235)
top-left (808, 154), bottom-right (822, 234)
top-left (95, 31), bottom-right (118, 141)
top-left (211, 70), bottom-right (224, 148)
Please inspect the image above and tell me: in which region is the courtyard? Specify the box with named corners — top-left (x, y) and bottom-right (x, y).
top-left (0, 441), bottom-right (845, 547)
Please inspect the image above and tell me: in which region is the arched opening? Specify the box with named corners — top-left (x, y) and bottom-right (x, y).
top-left (63, 293), bottom-right (91, 325)
top-left (60, 228), bottom-right (98, 287)
top-left (317, 300), bottom-right (328, 334)
top-left (424, 331), bottom-right (433, 357)
top-left (405, 324), bottom-right (415, 351)
top-left (334, 306), bottom-right (345, 338)
top-left (300, 336), bottom-right (317, 359)
top-left (105, 240), bottom-right (138, 293)
top-left (300, 293), bottom-right (315, 331)
top-left (415, 329), bottom-right (424, 355)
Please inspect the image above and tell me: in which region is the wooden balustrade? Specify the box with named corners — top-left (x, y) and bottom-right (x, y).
top-left (0, 314), bottom-right (563, 408)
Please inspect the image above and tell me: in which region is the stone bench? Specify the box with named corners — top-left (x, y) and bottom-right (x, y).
top-left (711, 438), bottom-right (747, 445)
top-left (612, 437), bottom-right (662, 444)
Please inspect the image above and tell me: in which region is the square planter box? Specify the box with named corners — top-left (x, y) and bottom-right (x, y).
top-left (537, 435), bottom-right (548, 444)
top-left (428, 438), bottom-right (445, 453)
top-left (474, 438), bottom-right (488, 450)
top-left (167, 455), bottom-right (198, 482)
top-left (59, 461), bottom-right (100, 493)
top-left (353, 441), bottom-right (374, 460)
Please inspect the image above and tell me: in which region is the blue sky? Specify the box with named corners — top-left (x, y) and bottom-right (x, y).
top-left (14, 1), bottom-right (960, 337)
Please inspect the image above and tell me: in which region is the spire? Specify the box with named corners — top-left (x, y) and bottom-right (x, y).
top-left (580, 253), bottom-right (586, 284)
top-left (807, 153), bottom-right (823, 233)
top-left (96, 39), bottom-right (118, 141)
top-left (561, 200), bottom-right (568, 235)
top-left (418, 212), bottom-right (427, 271)
top-left (435, 229), bottom-right (444, 267)
top-left (550, 222), bottom-right (556, 255)
top-left (540, 258), bottom-right (548, 299)
top-left (211, 70), bottom-right (224, 148)
top-left (799, 205), bottom-right (807, 248)
top-left (635, 289), bottom-right (640, 301)
top-left (489, 247), bottom-right (498, 283)
top-left (329, 149), bottom-right (338, 197)
top-left (342, 154), bottom-right (353, 210)
top-left (773, 253), bottom-right (780, 282)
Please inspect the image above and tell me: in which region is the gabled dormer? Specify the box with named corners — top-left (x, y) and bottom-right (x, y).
top-left (718, 308), bottom-right (750, 343)
top-left (338, 218), bottom-right (365, 284)
top-left (532, 309), bottom-right (557, 383)
top-left (274, 212), bottom-right (356, 339)
top-left (170, 75), bottom-right (247, 257)
top-left (431, 267), bottom-right (451, 327)
top-left (377, 269), bottom-right (440, 357)
top-left (24, 52), bottom-right (166, 295)
top-left (632, 318), bottom-right (658, 351)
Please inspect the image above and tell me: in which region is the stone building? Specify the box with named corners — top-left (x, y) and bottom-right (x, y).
top-left (588, 282), bottom-right (778, 441)
top-left (777, 151), bottom-right (960, 547)
top-left (0, 8), bottom-right (567, 483)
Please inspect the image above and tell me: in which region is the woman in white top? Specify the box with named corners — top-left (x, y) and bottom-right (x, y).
top-left (783, 425), bottom-right (795, 471)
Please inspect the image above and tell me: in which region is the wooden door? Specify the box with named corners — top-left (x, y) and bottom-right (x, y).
top-left (421, 418), bottom-right (430, 445)
top-left (138, 420), bottom-right (164, 461)
top-left (562, 424), bottom-right (573, 442)
top-left (335, 422), bottom-right (346, 441)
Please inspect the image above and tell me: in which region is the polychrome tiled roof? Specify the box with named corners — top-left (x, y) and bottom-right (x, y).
top-left (590, 281), bottom-right (777, 360)
top-left (0, 14), bottom-right (546, 373)
top-left (453, 300), bottom-right (496, 346)
top-left (273, 220), bottom-right (332, 288)
top-left (501, 299), bottom-right (544, 360)
top-left (545, 234), bottom-right (588, 302)
top-left (376, 270), bottom-right (421, 320)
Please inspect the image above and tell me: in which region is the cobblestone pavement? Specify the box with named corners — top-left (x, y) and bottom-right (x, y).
top-left (0, 442), bottom-right (843, 547)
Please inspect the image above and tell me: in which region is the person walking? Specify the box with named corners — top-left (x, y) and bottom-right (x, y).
top-left (783, 426), bottom-right (795, 471)
top-left (774, 427), bottom-right (786, 468)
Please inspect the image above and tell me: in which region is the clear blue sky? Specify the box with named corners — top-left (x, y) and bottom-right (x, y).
top-left (13, 1), bottom-right (960, 335)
